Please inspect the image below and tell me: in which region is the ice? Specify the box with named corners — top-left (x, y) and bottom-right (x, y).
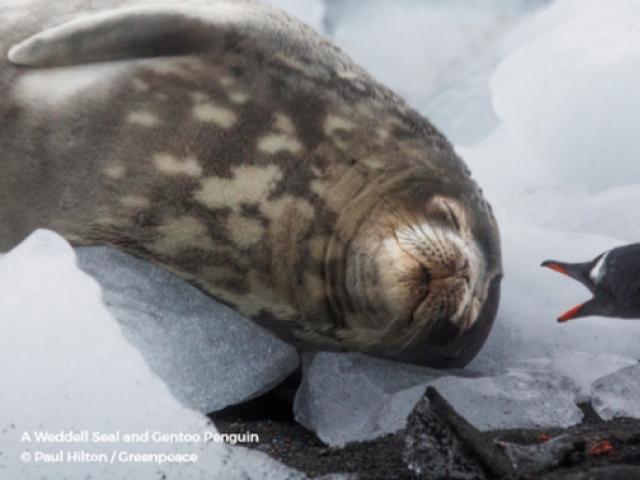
top-left (516, 352), bottom-right (638, 402)
top-left (325, 0), bottom-right (551, 145)
top-left (460, 127), bottom-right (640, 242)
top-left (294, 352), bottom-right (588, 445)
top-left (491, 0), bottom-right (640, 190)
top-left (294, 353), bottom-right (441, 447)
top-left (591, 363), bottom-right (640, 421)
top-left (0, 230), bottom-right (304, 479)
top-left (430, 369), bottom-right (583, 431)
top-left (75, 246), bottom-right (299, 413)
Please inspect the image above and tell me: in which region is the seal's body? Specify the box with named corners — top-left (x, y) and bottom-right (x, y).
top-left (0, 0), bottom-right (502, 367)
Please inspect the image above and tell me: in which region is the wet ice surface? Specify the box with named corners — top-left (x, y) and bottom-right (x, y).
top-left (591, 364), bottom-right (640, 421)
top-left (0, 230), bottom-right (304, 480)
top-left (294, 353), bottom-right (441, 446)
top-left (294, 351), bottom-right (639, 446)
top-left (514, 352), bottom-right (638, 402)
top-left (76, 246), bottom-right (299, 414)
top-left (429, 370), bottom-right (582, 431)
top-left (293, 0), bottom-right (640, 446)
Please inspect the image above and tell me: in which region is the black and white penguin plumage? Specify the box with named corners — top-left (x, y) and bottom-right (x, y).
top-left (542, 243), bottom-right (640, 322)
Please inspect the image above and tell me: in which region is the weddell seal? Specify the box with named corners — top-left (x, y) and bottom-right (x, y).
top-left (0, 0), bottom-right (502, 367)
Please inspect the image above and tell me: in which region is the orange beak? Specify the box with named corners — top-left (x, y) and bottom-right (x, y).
top-left (557, 303), bottom-right (584, 323)
top-left (541, 261), bottom-right (569, 276)
top-left (541, 260), bottom-right (593, 322)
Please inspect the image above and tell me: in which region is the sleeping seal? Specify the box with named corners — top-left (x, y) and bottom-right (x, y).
top-left (0, 0), bottom-right (502, 367)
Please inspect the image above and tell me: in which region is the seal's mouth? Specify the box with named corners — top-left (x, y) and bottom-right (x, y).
top-left (409, 251), bottom-right (479, 337)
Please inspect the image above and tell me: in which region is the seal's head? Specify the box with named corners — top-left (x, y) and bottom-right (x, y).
top-left (327, 172), bottom-right (502, 368)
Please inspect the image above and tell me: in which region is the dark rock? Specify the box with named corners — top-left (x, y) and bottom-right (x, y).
top-left (402, 388), bottom-right (486, 479)
top-left (539, 464), bottom-right (640, 480)
top-left (501, 434), bottom-right (582, 474)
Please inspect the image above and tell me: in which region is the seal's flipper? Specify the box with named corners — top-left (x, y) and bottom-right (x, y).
top-left (7, 4), bottom-right (279, 67)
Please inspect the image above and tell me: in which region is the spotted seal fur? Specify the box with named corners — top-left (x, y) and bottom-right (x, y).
top-left (0, 0), bottom-right (502, 367)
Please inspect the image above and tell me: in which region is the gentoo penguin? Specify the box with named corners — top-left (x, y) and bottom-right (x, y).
top-left (542, 243), bottom-right (640, 322)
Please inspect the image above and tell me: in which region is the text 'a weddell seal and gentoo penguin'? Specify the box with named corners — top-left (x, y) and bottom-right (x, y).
top-left (1, 0), bottom-right (637, 371)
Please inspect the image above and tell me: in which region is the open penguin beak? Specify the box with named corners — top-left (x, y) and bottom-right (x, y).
top-left (540, 260), bottom-right (595, 322)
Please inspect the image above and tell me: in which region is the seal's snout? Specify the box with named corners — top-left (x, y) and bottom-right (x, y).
top-left (340, 213), bottom-right (483, 348)
top-left (412, 245), bottom-right (480, 334)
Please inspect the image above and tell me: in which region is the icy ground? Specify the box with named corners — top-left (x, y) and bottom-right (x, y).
top-left (2, 0), bottom-right (640, 475)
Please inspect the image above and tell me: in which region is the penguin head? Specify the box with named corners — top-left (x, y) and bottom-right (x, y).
top-left (541, 244), bottom-right (640, 322)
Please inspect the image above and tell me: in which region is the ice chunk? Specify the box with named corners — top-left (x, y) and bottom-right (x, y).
top-left (429, 369), bottom-right (583, 431)
top-left (516, 352), bottom-right (637, 401)
top-left (0, 230), bottom-right (304, 480)
top-left (459, 127), bottom-right (579, 229)
top-left (491, 0), bottom-right (640, 190)
top-left (294, 353), bottom-right (441, 446)
top-left (500, 0), bottom-right (596, 52)
top-left (591, 363), bottom-right (640, 421)
top-left (75, 246), bottom-right (299, 414)
top-left (461, 127), bottom-right (640, 242)
top-left (325, 0), bottom-right (551, 145)
top-left (295, 352), bottom-right (585, 445)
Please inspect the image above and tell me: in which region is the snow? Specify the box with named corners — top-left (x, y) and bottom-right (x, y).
top-left (0, 230), bottom-right (303, 479)
top-left (467, 224), bottom-right (639, 372)
top-left (325, 0), bottom-right (551, 145)
top-left (76, 246), bottom-right (299, 413)
top-left (491, 0), bottom-right (640, 191)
